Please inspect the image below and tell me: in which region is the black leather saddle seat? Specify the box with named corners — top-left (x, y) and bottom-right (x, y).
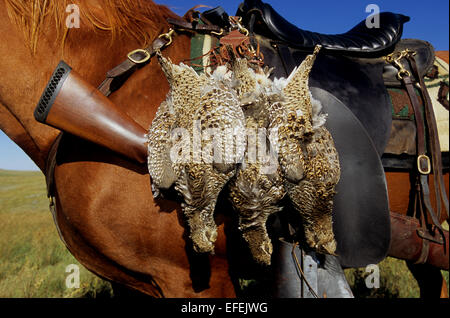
top-left (238, 0), bottom-right (410, 56)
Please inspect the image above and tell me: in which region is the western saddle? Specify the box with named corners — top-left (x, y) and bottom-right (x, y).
top-left (236, 0), bottom-right (410, 55)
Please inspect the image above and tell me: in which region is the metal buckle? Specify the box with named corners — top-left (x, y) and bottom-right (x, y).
top-left (127, 29), bottom-right (175, 64)
top-left (229, 16), bottom-right (249, 36)
top-left (158, 28), bottom-right (175, 47)
top-left (384, 49), bottom-right (416, 80)
top-left (127, 49), bottom-right (151, 64)
top-left (417, 154), bottom-right (431, 175)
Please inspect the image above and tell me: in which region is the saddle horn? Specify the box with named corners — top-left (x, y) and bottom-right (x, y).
top-left (34, 61), bottom-right (148, 164)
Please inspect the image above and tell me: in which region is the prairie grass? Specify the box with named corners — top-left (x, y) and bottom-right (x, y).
top-left (0, 170), bottom-right (112, 298)
top-left (0, 169), bottom-right (447, 298)
top-left (344, 258), bottom-right (420, 298)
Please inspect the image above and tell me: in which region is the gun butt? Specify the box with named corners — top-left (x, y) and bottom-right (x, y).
top-left (35, 61), bottom-right (148, 164)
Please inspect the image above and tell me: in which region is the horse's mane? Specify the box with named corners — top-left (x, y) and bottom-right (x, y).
top-left (5, 0), bottom-right (178, 53)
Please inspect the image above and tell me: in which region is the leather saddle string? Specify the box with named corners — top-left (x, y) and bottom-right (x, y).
top-left (414, 175), bottom-right (431, 263)
top-left (402, 75), bottom-right (435, 264)
top-left (97, 35), bottom-right (170, 97)
top-left (97, 16), bottom-right (228, 97)
top-left (408, 55), bottom-right (449, 221)
top-left (291, 242), bottom-right (320, 298)
top-left (403, 75), bottom-right (443, 231)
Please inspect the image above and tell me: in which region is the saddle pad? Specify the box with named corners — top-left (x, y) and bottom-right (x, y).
top-left (311, 87), bottom-right (390, 268)
top-left (384, 56), bottom-right (449, 155)
top-left (425, 56), bottom-right (449, 152)
top-left (189, 31), bottom-right (220, 74)
top-left (384, 87), bottom-right (426, 156)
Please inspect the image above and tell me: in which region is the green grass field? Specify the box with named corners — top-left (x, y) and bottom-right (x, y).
top-left (0, 169), bottom-right (447, 298)
top-left (0, 169), bottom-right (112, 298)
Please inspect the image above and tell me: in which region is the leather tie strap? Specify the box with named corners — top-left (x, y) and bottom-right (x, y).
top-left (408, 55), bottom-right (449, 220)
top-left (166, 17), bottom-right (224, 34)
top-left (97, 17), bottom-right (226, 97)
top-left (403, 76), bottom-right (426, 164)
top-left (403, 75), bottom-right (444, 230)
top-left (399, 54), bottom-right (447, 263)
top-left (97, 37), bottom-right (170, 97)
top-left (403, 76), bottom-right (434, 264)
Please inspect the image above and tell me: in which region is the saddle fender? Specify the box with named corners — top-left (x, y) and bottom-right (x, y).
top-left (311, 87), bottom-right (391, 268)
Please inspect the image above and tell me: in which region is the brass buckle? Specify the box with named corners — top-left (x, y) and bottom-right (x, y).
top-left (127, 49), bottom-right (151, 64)
top-left (127, 29), bottom-right (175, 64)
top-left (229, 16), bottom-right (249, 36)
top-left (158, 28), bottom-right (175, 47)
top-left (384, 49), bottom-right (416, 80)
top-left (417, 154), bottom-right (431, 175)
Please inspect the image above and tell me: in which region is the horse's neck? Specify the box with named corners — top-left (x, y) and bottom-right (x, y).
top-left (0, 0), bottom-right (189, 171)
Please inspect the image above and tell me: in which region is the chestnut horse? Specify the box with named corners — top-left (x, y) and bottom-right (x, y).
top-left (0, 0), bottom-right (448, 297)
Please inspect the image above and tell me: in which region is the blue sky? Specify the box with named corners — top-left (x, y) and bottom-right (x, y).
top-left (0, 0), bottom-right (448, 171)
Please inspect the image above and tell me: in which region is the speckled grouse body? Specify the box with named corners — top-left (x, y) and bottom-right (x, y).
top-left (228, 46), bottom-right (340, 264)
top-left (147, 46), bottom-right (340, 263)
top-left (227, 57), bottom-right (286, 265)
top-left (268, 46), bottom-right (340, 256)
top-left (147, 53), bottom-right (245, 253)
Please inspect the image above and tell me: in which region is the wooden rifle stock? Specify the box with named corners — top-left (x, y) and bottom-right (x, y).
top-left (34, 61), bottom-right (148, 164)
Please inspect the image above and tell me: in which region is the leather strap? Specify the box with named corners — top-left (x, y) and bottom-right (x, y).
top-left (400, 56), bottom-right (446, 263)
top-left (98, 37), bottom-right (170, 96)
top-left (275, 43), bottom-right (297, 77)
top-left (403, 76), bottom-right (433, 264)
top-left (97, 16), bottom-right (227, 97)
top-left (403, 76), bottom-right (444, 228)
top-left (403, 76), bottom-right (426, 162)
top-left (408, 55), bottom-right (449, 220)
top-left (167, 17), bottom-right (223, 34)
top-left (44, 133), bottom-right (63, 198)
